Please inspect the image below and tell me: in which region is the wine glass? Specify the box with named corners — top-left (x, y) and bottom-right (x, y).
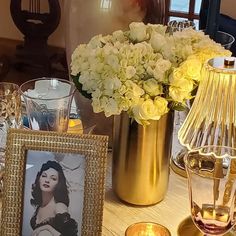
top-left (184, 145), bottom-right (236, 235)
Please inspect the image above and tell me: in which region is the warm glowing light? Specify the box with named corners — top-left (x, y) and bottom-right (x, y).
top-left (68, 119), bottom-right (83, 134)
top-left (178, 57), bottom-right (236, 150)
top-left (100, 0), bottom-right (112, 10)
top-left (125, 222), bottom-right (170, 236)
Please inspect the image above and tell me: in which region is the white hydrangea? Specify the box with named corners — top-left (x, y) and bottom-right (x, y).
top-left (71, 22), bottom-right (231, 125)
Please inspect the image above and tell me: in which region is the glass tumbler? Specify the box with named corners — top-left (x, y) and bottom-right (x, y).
top-left (214, 31), bottom-right (235, 50)
top-left (168, 19), bottom-right (196, 177)
top-left (20, 78), bottom-right (75, 132)
top-left (184, 145), bottom-right (236, 236)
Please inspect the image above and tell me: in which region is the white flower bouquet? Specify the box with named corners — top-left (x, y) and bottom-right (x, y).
top-left (71, 22), bottom-right (231, 125)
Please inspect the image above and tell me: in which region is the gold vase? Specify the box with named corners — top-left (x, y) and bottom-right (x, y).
top-left (112, 112), bottom-right (174, 205)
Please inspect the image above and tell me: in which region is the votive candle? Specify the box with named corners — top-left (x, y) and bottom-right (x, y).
top-left (125, 222), bottom-right (171, 236)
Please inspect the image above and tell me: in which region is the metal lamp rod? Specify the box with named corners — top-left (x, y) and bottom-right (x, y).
top-left (205, 0), bottom-right (221, 40)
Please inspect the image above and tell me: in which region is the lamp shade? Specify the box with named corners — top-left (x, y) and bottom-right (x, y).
top-left (178, 57), bottom-right (236, 150)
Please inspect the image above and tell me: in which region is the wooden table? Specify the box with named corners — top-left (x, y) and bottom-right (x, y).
top-left (102, 154), bottom-right (189, 236)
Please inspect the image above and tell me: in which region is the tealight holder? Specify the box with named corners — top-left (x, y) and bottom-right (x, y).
top-left (125, 222), bottom-right (171, 236)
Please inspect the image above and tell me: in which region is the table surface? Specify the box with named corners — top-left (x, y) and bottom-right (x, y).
top-left (102, 154), bottom-right (189, 236)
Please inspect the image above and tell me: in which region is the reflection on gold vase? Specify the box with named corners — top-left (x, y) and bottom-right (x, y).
top-left (112, 112), bottom-right (174, 205)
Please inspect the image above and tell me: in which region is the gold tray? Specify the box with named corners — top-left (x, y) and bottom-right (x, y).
top-left (170, 158), bottom-right (187, 178)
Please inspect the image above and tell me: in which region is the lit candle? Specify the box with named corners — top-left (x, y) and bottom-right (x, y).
top-left (205, 0), bottom-right (221, 40)
top-left (125, 222), bottom-right (171, 236)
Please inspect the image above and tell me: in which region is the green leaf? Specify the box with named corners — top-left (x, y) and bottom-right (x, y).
top-left (71, 74), bottom-right (92, 99)
top-left (170, 102), bottom-right (188, 111)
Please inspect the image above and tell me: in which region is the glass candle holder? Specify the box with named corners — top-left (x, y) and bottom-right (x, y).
top-left (20, 78), bottom-right (75, 132)
top-left (213, 31), bottom-right (235, 50)
top-left (167, 19), bottom-right (196, 177)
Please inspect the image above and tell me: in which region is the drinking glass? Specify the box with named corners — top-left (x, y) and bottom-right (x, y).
top-left (214, 31), bottom-right (235, 50)
top-left (168, 19), bottom-right (196, 177)
top-left (184, 145), bottom-right (236, 235)
top-left (20, 78), bottom-right (75, 132)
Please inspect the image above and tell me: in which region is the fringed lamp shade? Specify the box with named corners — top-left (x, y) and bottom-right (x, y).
top-left (178, 57), bottom-right (236, 150)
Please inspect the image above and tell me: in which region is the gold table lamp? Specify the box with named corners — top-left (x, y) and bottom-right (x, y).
top-left (177, 57), bottom-right (236, 235)
top-left (172, 57), bottom-right (236, 176)
top-left (179, 56), bottom-right (236, 149)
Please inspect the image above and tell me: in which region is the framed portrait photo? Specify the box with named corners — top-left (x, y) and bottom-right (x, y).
top-left (1, 129), bottom-right (108, 236)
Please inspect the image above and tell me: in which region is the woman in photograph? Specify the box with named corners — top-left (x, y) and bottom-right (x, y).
top-left (30, 160), bottom-right (78, 236)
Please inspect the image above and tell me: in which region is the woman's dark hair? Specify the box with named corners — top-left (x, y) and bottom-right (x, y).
top-left (31, 160), bottom-right (69, 207)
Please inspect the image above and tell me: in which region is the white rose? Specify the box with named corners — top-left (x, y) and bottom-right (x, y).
top-left (132, 99), bottom-right (162, 124)
top-left (129, 22), bottom-right (148, 42)
top-left (150, 32), bottom-right (166, 52)
top-left (169, 86), bottom-right (192, 103)
top-left (143, 79), bottom-right (163, 96)
top-left (147, 23), bottom-right (167, 35)
top-left (170, 72), bottom-right (194, 92)
top-left (180, 58), bottom-right (202, 81)
top-left (88, 34), bottom-right (103, 48)
top-left (153, 58), bottom-right (172, 82)
top-left (154, 58), bottom-right (171, 72)
top-left (112, 30), bottom-right (126, 43)
top-left (154, 97), bottom-right (169, 116)
top-left (161, 37), bottom-right (175, 60)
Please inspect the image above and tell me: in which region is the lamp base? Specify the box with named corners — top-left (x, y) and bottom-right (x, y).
top-left (170, 148), bottom-right (187, 178)
top-left (178, 216), bottom-right (235, 236)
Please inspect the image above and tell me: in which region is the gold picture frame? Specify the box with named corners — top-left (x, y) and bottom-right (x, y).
top-left (1, 128), bottom-right (108, 236)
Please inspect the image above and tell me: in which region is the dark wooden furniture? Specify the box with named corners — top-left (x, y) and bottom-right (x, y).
top-left (199, 0), bottom-right (236, 56)
top-left (10, 0), bottom-right (62, 75)
top-left (0, 37), bottom-right (68, 85)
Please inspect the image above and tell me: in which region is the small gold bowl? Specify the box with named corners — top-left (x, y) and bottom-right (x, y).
top-left (125, 222), bottom-right (171, 236)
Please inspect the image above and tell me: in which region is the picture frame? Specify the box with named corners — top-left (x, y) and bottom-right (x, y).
top-left (1, 128), bottom-right (108, 236)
